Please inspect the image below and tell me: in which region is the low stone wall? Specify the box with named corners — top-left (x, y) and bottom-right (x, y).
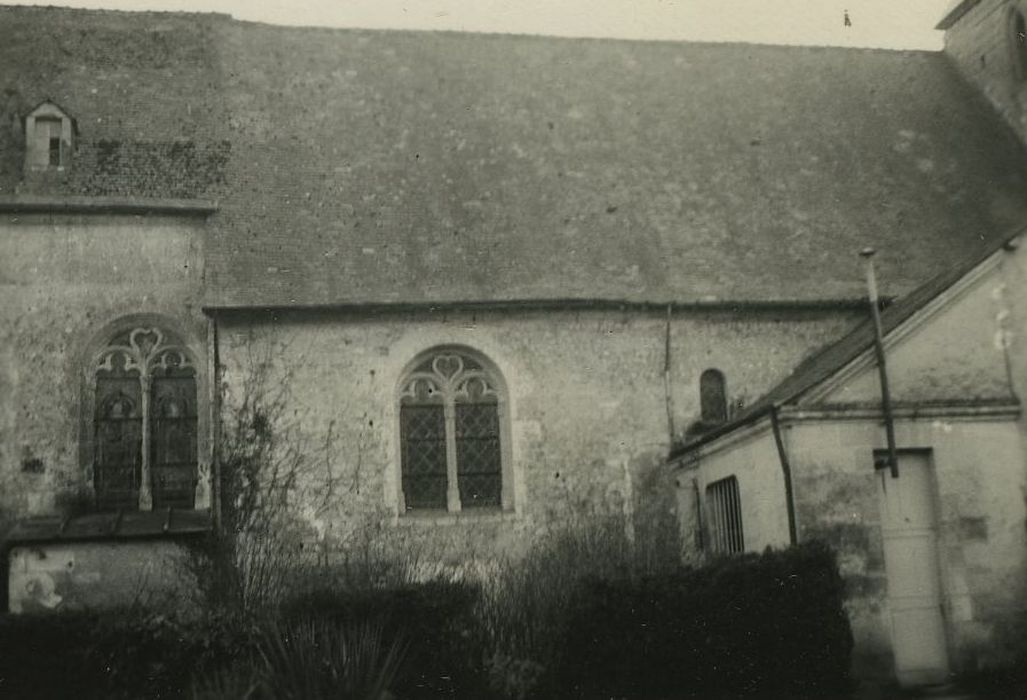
top-left (7, 539), bottom-right (196, 614)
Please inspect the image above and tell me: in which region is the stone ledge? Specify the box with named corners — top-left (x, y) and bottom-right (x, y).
top-left (0, 195), bottom-right (218, 216)
top-left (393, 509), bottom-right (521, 528)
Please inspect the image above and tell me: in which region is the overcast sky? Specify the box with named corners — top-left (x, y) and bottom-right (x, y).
top-left (0, 1), bottom-right (952, 50)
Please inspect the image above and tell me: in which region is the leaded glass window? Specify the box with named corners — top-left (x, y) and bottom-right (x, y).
top-left (94, 326), bottom-right (198, 511)
top-left (399, 349), bottom-right (506, 513)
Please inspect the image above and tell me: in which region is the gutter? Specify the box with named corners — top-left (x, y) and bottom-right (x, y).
top-left (202, 297), bottom-right (881, 317)
top-left (0, 195), bottom-right (218, 216)
top-left (670, 403), bottom-right (776, 459)
top-left (769, 406), bottom-right (798, 545)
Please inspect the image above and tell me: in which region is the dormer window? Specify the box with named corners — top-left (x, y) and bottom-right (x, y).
top-left (24, 101), bottom-right (76, 171)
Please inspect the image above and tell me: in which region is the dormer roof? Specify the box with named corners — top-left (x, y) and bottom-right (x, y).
top-left (24, 99), bottom-right (78, 134)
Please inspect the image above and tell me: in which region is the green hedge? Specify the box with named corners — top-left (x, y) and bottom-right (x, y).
top-left (555, 541), bottom-right (854, 699)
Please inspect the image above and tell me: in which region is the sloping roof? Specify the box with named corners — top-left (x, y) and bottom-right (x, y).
top-left (0, 7), bottom-right (231, 199)
top-left (3, 6), bottom-right (1027, 306)
top-left (936, 0), bottom-right (982, 30)
top-left (676, 226), bottom-right (1025, 454)
top-left (2, 509), bottom-right (211, 545)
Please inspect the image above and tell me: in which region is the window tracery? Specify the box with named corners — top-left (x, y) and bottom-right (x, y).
top-left (399, 349), bottom-right (506, 512)
top-left (94, 326), bottom-right (198, 511)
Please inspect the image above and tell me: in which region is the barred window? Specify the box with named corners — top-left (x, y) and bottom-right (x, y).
top-left (706, 476), bottom-right (744, 554)
top-left (700, 369), bottom-right (728, 424)
top-left (399, 348), bottom-right (507, 513)
top-left (94, 326), bottom-right (198, 511)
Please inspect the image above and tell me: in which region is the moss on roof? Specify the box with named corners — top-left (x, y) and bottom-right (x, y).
top-left (3, 6), bottom-right (1026, 306)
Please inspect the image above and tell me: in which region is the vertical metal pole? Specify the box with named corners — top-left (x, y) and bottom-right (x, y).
top-left (861, 248), bottom-right (899, 478)
top-left (664, 304), bottom-right (676, 442)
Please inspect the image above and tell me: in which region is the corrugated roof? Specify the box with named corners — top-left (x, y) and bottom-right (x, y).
top-left (3, 7), bottom-right (1026, 306)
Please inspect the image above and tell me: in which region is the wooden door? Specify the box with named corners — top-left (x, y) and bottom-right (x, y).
top-left (876, 451), bottom-right (950, 687)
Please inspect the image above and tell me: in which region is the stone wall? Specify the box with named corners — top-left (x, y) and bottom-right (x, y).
top-left (0, 211), bottom-right (209, 527)
top-left (943, 0), bottom-right (1027, 145)
top-left (215, 306), bottom-right (857, 562)
top-left (8, 540), bottom-right (196, 613)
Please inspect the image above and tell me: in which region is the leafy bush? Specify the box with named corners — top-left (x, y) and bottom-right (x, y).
top-left (556, 541), bottom-right (854, 699)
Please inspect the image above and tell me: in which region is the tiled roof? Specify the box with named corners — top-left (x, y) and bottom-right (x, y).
top-left (0, 8), bottom-right (231, 200)
top-left (2, 509), bottom-right (211, 544)
top-left (3, 7), bottom-right (1027, 306)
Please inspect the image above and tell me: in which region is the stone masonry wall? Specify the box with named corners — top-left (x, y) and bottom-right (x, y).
top-left (944, 0), bottom-right (1027, 145)
top-left (0, 213), bottom-right (208, 530)
top-left (215, 307), bottom-right (857, 564)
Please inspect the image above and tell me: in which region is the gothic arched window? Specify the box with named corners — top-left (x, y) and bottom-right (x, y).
top-left (700, 369), bottom-right (728, 425)
top-left (94, 325), bottom-right (198, 511)
top-left (398, 348), bottom-right (510, 513)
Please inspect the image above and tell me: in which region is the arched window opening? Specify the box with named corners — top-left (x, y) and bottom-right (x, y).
top-left (1011, 9), bottom-right (1027, 80)
top-left (399, 348), bottom-right (507, 513)
top-left (94, 325), bottom-right (198, 511)
top-left (700, 369), bottom-right (728, 425)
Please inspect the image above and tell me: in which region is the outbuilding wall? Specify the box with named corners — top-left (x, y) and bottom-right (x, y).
top-left (787, 416), bottom-right (1027, 677)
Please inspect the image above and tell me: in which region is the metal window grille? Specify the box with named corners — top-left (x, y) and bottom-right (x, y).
top-left (706, 476), bottom-right (744, 554)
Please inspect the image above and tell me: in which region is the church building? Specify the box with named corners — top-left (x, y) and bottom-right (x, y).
top-left (2, 2), bottom-right (1027, 685)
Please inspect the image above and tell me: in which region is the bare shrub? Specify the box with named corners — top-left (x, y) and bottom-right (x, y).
top-left (474, 513), bottom-right (655, 698)
top-left (190, 338), bottom-right (336, 614)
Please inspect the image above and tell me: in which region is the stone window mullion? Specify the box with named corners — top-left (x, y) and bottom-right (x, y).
top-left (94, 324), bottom-right (197, 513)
top-left (138, 369), bottom-right (153, 511)
top-left (398, 348), bottom-right (509, 515)
top-left (443, 394), bottom-right (461, 513)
